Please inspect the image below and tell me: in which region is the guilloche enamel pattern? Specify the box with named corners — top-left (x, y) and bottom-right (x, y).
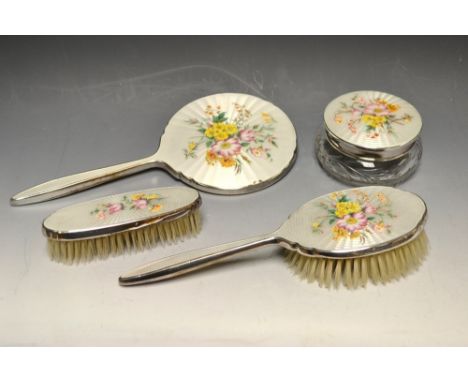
top-left (316, 90), bottom-right (423, 186)
top-left (120, 186), bottom-right (428, 289)
top-left (11, 93), bottom-right (297, 205)
top-left (43, 187), bottom-right (202, 264)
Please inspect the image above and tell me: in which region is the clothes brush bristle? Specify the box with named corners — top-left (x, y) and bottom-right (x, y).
top-left (285, 230), bottom-right (428, 289)
top-left (48, 209), bottom-right (201, 264)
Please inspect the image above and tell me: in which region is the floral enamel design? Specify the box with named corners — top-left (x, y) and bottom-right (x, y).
top-left (311, 190), bottom-right (395, 243)
top-left (90, 193), bottom-right (164, 220)
top-left (333, 94), bottom-right (413, 139)
top-left (183, 103), bottom-right (278, 174)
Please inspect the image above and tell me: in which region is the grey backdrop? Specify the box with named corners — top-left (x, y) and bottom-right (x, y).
top-left (1, 36), bottom-right (467, 345)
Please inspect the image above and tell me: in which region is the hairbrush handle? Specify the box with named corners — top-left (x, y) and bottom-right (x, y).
top-left (10, 156), bottom-right (157, 206)
top-left (119, 234), bottom-right (278, 286)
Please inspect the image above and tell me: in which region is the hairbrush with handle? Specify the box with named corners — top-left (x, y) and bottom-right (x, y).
top-left (43, 187), bottom-right (201, 264)
top-left (119, 186), bottom-right (428, 289)
top-left (11, 93), bottom-right (297, 205)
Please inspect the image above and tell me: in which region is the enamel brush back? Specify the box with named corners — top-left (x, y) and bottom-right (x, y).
top-left (276, 186), bottom-right (427, 257)
top-left (43, 187), bottom-right (200, 241)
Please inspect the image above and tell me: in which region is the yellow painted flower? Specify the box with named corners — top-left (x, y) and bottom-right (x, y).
top-left (151, 204), bottom-right (162, 212)
top-left (375, 116), bottom-right (387, 125)
top-left (361, 114), bottom-right (373, 125)
top-left (374, 221), bottom-right (386, 232)
top-left (351, 190), bottom-right (370, 202)
top-left (335, 201), bottom-right (362, 218)
top-left (131, 193), bottom-right (145, 201)
top-left (350, 231), bottom-right (361, 239)
top-left (146, 194), bottom-right (160, 200)
top-left (209, 122), bottom-right (238, 141)
top-left (312, 222), bottom-right (321, 229)
top-left (187, 141), bottom-right (196, 152)
top-left (225, 123), bottom-right (238, 135)
top-left (376, 98), bottom-right (388, 105)
top-left (387, 103), bottom-right (400, 112)
top-left (332, 225), bottom-right (349, 239)
top-left (330, 192), bottom-right (344, 201)
top-left (361, 114), bottom-right (387, 128)
top-left (215, 131), bottom-right (229, 141)
top-left (219, 156), bottom-right (236, 168)
top-left (261, 112), bottom-right (273, 124)
top-left (377, 192), bottom-right (388, 204)
top-left (334, 114), bottom-right (343, 124)
top-left (205, 151), bottom-right (218, 165)
top-left (205, 127), bottom-right (215, 139)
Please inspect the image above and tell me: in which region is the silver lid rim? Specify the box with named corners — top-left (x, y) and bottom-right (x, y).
top-left (324, 126), bottom-right (419, 162)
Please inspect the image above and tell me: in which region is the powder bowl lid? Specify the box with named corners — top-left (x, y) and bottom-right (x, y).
top-left (323, 90), bottom-right (422, 161)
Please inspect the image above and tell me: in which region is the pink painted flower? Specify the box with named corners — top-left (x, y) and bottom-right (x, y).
top-left (364, 103), bottom-right (390, 116)
top-left (336, 212), bottom-right (368, 233)
top-left (348, 121), bottom-right (357, 134)
top-left (373, 221), bottom-right (386, 232)
top-left (212, 138), bottom-right (242, 158)
top-left (250, 147), bottom-right (265, 157)
top-left (108, 203), bottom-right (123, 214)
top-left (239, 129), bottom-right (256, 142)
top-left (364, 203), bottom-right (377, 214)
top-left (357, 96), bottom-right (367, 104)
top-left (351, 109), bottom-right (362, 119)
top-left (97, 210), bottom-right (106, 220)
top-left (133, 199), bottom-right (147, 209)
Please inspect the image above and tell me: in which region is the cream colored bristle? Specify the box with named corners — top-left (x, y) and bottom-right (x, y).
top-left (324, 259), bottom-right (334, 288)
top-left (343, 259), bottom-right (352, 288)
top-left (333, 260), bottom-right (342, 288)
top-left (317, 259), bottom-right (326, 287)
top-left (352, 257), bottom-right (360, 289)
top-left (285, 230), bottom-right (428, 289)
top-left (360, 257), bottom-right (368, 287)
top-left (48, 209), bottom-right (202, 264)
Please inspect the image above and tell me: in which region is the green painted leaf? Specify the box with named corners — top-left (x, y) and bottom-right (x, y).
top-left (241, 155), bottom-right (251, 164)
top-left (212, 112), bottom-right (227, 123)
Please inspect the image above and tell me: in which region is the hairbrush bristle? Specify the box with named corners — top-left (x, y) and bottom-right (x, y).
top-left (48, 209), bottom-right (201, 264)
top-left (285, 230), bottom-right (428, 289)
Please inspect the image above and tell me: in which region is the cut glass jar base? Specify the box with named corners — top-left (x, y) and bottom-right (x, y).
top-left (315, 130), bottom-right (422, 186)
